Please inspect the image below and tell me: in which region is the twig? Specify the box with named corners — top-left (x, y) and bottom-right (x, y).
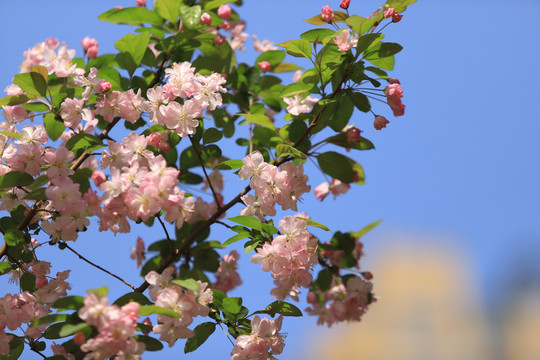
top-left (218, 323), bottom-right (236, 346)
top-left (188, 135), bottom-right (221, 209)
top-left (156, 215), bottom-right (174, 254)
top-left (63, 242), bottom-right (136, 290)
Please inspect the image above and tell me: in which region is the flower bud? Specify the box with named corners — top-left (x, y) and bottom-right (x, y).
top-left (86, 45), bottom-right (98, 59)
top-left (217, 4), bottom-right (232, 20)
top-left (219, 21), bottom-right (230, 30)
top-left (136, 0), bottom-right (146, 7)
top-left (91, 170), bottom-right (107, 187)
top-left (347, 126), bottom-right (362, 142)
top-left (340, 0), bottom-right (350, 9)
top-left (383, 8), bottom-right (395, 19)
top-left (81, 37), bottom-right (98, 52)
top-left (373, 115), bottom-right (389, 130)
top-left (98, 80), bottom-right (112, 93)
top-left (200, 12), bottom-right (212, 26)
top-left (214, 35), bottom-right (226, 45)
top-left (73, 331), bottom-right (85, 345)
top-left (392, 13), bottom-right (403, 22)
top-left (321, 5), bottom-right (334, 23)
top-left (257, 61), bottom-right (271, 72)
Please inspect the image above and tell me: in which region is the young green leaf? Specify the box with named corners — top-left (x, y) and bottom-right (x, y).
top-left (139, 305), bottom-right (181, 318)
top-left (317, 151), bottom-right (355, 183)
top-left (227, 216), bottom-right (262, 231)
top-left (0, 171), bottom-right (34, 189)
top-left (253, 300), bottom-right (303, 317)
top-left (213, 159), bottom-right (243, 170)
top-left (184, 322), bottom-right (216, 353)
top-left (43, 113), bottom-right (64, 142)
top-left (98, 7), bottom-right (163, 26)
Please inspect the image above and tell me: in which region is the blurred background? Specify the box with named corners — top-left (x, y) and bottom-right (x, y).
top-left (1, 0), bottom-right (540, 359)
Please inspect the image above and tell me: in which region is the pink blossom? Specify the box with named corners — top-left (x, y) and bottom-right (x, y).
top-left (219, 22), bottom-right (230, 30)
top-left (99, 80), bottom-right (112, 93)
top-left (283, 94), bottom-right (319, 116)
top-left (60, 97), bottom-right (85, 128)
top-left (164, 61), bottom-right (196, 98)
top-left (231, 315), bottom-right (285, 359)
top-left (374, 115), bottom-right (389, 130)
top-left (392, 12), bottom-right (403, 22)
top-left (136, 0), bottom-right (146, 7)
top-left (87, 45), bottom-right (98, 59)
top-left (384, 83), bottom-right (405, 116)
top-left (252, 35), bottom-right (278, 52)
top-left (384, 8), bottom-right (396, 19)
top-left (292, 70), bottom-right (302, 83)
top-left (333, 29), bottom-right (359, 52)
top-left (257, 61), bottom-right (271, 72)
top-left (347, 126), bottom-right (362, 143)
top-left (214, 250), bottom-right (242, 293)
top-left (130, 237), bottom-right (146, 268)
top-left (214, 35), bottom-right (226, 45)
top-left (200, 12), bottom-right (212, 26)
top-left (217, 4), bottom-right (232, 19)
top-left (321, 5), bottom-right (334, 23)
top-left (81, 37), bottom-right (98, 52)
top-left (161, 99), bottom-right (202, 137)
top-left (192, 72), bottom-right (227, 111)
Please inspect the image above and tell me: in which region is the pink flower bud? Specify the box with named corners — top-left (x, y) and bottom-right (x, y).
top-left (347, 127), bottom-right (362, 142)
top-left (142, 318), bottom-right (153, 335)
top-left (91, 170), bottom-right (106, 187)
top-left (147, 133), bottom-right (161, 147)
top-left (392, 13), bottom-right (403, 22)
top-left (373, 115), bottom-right (389, 130)
top-left (136, 0), bottom-right (146, 7)
top-left (214, 35), bottom-right (226, 45)
top-left (217, 4), bottom-right (232, 20)
top-left (293, 70), bottom-right (302, 83)
top-left (81, 37), bottom-right (98, 52)
top-left (159, 141), bottom-right (170, 153)
top-left (35, 274), bottom-right (48, 289)
top-left (73, 331), bottom-right (85, 345)
top-left (219, 21), bottom-right (230, 30)
top-left (388, 78), bottom-right (400, 85)
top-left (340, 0), bottom-right (350, 9)
top-left (321, 5), bottom-right (334, 23)
top-left (99, 81), bottom-right (112, 93)
top-left (86, 45), bottom-right (98, 59)
top-left (383, 8), bottom-right (395, 19)
top-left (257, 61), bottom-right (271, 72)
top-left (45, 37), bottom-right (59, 49)
top-left (115, 5), bottom-right (123, 9)
top-left (200, 12), bottom-right (212, 26)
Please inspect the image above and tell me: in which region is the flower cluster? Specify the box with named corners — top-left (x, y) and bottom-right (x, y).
top-left (145, 269), bottom-right (213, 346)
top-left (78, 292), bottom-right (145, 359)
top-left (213, 250), bottom-right (242, 293)
top-left (282, 94), bottom-right (319, 116)
top-left (230, 315), bottom-right (285, 360)
top-left (238, 151), bottom-right (311, 218)
top-left (0, 261), bottom-right (70, 355)
top-left (20, 38), bottom-right (84, 77)
top-left (314, 178), bottom-right (351, 201)
top-left (385, 79), bottom-right (405, 116)
top-left (306, 276), bottom-right (374, 327)
top-left (251, 216), bottom-right (318, 300)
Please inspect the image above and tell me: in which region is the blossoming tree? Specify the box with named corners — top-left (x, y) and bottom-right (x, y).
top-left (0, 0), bottom-right (414, 358)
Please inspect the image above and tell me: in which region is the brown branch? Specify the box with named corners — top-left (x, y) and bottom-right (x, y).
top-left (156, 215), bottom-right (174, 255)
top-left (188, 135), bottom-right (222, 209)
top-left (63, 242), bottom-right (136, 291)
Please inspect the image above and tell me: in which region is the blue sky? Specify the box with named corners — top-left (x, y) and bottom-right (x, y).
top-left (1, 0), bottom-right (540, 358)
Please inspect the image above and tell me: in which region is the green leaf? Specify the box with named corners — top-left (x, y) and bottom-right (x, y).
top-left (204, 0), bottom-right (230, 9)
top-left (0, 131), bottom-right (22, 140)
top-left (296, 217), bottom-right (331, 232)
top-left (4, 229), bottom-right (23, 247)
top-left (202, 128), bottom-right (223, 145)
top-left (115, 32), bottom-right (151, 66)
top-left (304, 14), bottom-right (330, 25)
top-left (253, 300), bottom-right (303, 317)
top-left (227, 216), bottom-right (262, 231)
top-left (275, 144), bottom-right (307, 160)
top-left (31, 314), bottom-right (69, 327)
top-left (223, 232), bottom-right (250, 246)
top-left (26, 175), bottom-right (49, 191)
top-left (213, 159), bottom-right (243, 170)
top-left (272, 62), bottom-right (303, 73)
top-left (0, 262), bottom-right (12, 275)
top-left (318, 151), bottom-right (354, 183)
top-left (0, 94), bottom-right (32, 107)
top-left (355, 33), bottom-right (383, 53)
top-left (350, 220), bottom-right (382, 238)
top-left (180, 5), bottom-right (202, 30)
top-left (280, 82), bottom-right (315, 98)
top-left (22, 102), bottom-right (49, 112)
top-left (315, 268), bottom-right (333, 291)
top-left (98, 7), bottom-right (163, 26)
top-left (97, 67), bottom-right (123, 90)
top-left (52, 296), bottom-right (85, 311)
top-left (13, 71), bottom-right (47, 98)
top-left (20, 272), bottom-right (36, 292)
top-left (325, 133), bottom-right (375, 151)
top-left (300, 28), bottom-right (335, 42)
top-left (385, 0), bottom-right (417, 12)
top-left (349, 92), bottom-right (371, 112)
top-left (65, 133), bottom-right (103, 154)
top-left (134, 335), bottom-right (164, 351)
top-left (222, 297), bottom-right (242, 314)
top-left (346, 15), bottom-right (379, 34)
top-left (256, 50), bottom-right (286, 67)
top-left (43, 322), bottom-right (90, 339)
top-left (240, 113), bottom-right (277, 132)
top-left (70, 168), bottom-right (93, 195)
top-left (0, 171), bottom-right (34, 189)
top-left (184, 322), bottom-right (216, 353)
top-left (244, 239), bottom-right (260, 254)
top-left (154, 0), bottom-right (182, 23)
top-left (87, 286), bottom-right (108, 297)
top-left (139, 305), bottom-right (181, 318)
top-left (113, 292), bottom-right (153, 306)
top-left (43, 113), bottom-right (64, 141)
top-left (285, 39), bottom-right (312, 58)
top-left (171, 278), bottom-right (200, 292)
top-left (378, 42), bottom-right (403, 57)
top-left (366, 55), bottom-right (395, 71)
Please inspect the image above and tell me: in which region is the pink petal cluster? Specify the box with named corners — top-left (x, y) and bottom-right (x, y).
top-left (306, 276), bottom-right (374, 327)
top-left (314, 178), bottom-right (350, 201)
top-left (252, 35), bottom-right (278, 52)
top-left (257, 61), bottom-right (271, 72)
top-left (78, 292), bottom-right (145, 359)
top-left (340, 0), bottom-right (350, 9)
top-left (130, 237), bottom-right (146, 268)
top-left (217, 4), bottom-right (232, 20)
top-left (374, 115), bottom-right (390, 130)
top-left (333, 29), bottom-right (359, 52)
top-left (81, 37), bottom-right (99, 59)
top-left (230, 315), bottom-right (285, 360)
top-left (213, 250), bottom-right (242, 293)
top-left (384, 82), bottom-right (405, 116)
top-left (21, 39), bottom-right (85, 78)
top-left (145, 271), bottom-right (213, 346)
top-left (251, 216), bottom-right (318, 300)
top-left (321, 5), bottom-right (334, 23)
top-left (238, 151), bottom-right (311, 216)
top-left (282, 94), bottom-right (319, 116)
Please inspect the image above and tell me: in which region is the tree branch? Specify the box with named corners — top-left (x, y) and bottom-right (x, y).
top-left (188, 135), bottom-right (222, 209)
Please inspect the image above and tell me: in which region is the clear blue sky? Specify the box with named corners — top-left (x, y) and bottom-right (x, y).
top-left (1, 0), bottom-right (540, 359)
